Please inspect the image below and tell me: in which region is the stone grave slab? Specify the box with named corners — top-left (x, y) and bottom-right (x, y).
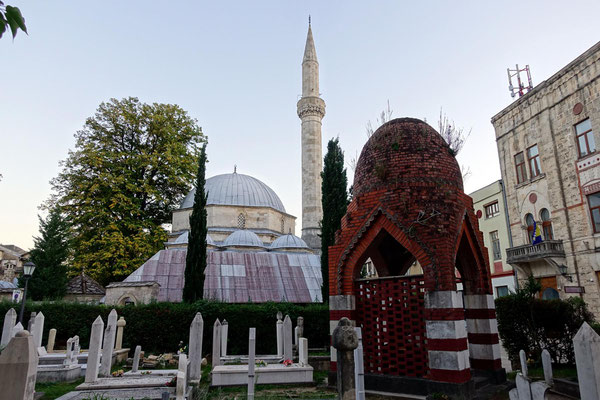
top-left (211, 363), bottom-right (313, 386)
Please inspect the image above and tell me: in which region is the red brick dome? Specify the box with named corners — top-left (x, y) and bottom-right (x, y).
top-left (353, 118), bottom-right (463, 196)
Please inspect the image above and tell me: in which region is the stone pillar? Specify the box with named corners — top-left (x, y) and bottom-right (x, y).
top-left (212, 319), bottom-right (221, 367)
top-left (99, 309), bottom-right (118, 377)
top-left (354, 327), bottom-right (365, 400)
top-left (425, 291), bottom-right (471, 384)
top-left (573, 322), bottom-right (600, 400)
top-left (85, 316), bottom-right (104, 383)
top-left (132, 345), bottom-right (142, 373)
top-left (247, 328), bottom-right (256, 400)
top-left (221, 319), bottom-right (228, 357)
top-left (188, 312), bottom-right (204, 383)
top-left (115, 316), bottom-right (126, 350)
top-left (283, 315), bottom-right (293, 361)
top-left (299, 338), bottom-right (308, 367)
top-left (276, 313), bottom-right (283, 358)
top-left (0, 330), bottom-right (39, 400)
top-left (47, 328), bottom-right (57, 353)
top-left (1, 308), bottom-right (16, 347)
top-left (464, 294), bottom-right (503, 381)
top-left (329, 294), bottom-right (356, 375)
top-left (176, 353), bottom-right (188, 400)
top-left (31, 312), bottom-right (44, 350)
top-left (332, 318), bottom-right (358, 400)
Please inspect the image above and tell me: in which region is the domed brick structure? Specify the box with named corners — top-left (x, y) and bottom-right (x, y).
top-left (328, 118), bottom-right (503, 397)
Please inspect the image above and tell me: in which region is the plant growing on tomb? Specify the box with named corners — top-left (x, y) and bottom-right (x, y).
top-left (184, 143), bottom-right (208, 302)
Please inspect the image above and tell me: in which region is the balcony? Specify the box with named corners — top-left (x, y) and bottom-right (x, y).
top-left (506, 240), bottom-right (565, 264)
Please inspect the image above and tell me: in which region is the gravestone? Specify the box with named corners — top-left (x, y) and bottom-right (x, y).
top-left (85, 316), bottom-right (104, 383)
top-left (132, 345), bottom-right (142, 373)
top-left (27, 312), bottom-right (35, 332)
top-left (31, 312), bottom-right (44, 349)
top-left (1, 308), bottom-right (16, 347)
top-left (212, 319), bottom-right (221, 367)
top-left (519, 349), bottom-right (528, 378)
top-left (176, 353), bottom-right (188, 400)
top-left (541, 349), bottom-right (553, 386)
top-left (247, 328), bottom-right (256, 400)
top-left (0, 330), bottom-right (38, 400)
top-left (99, 309), bottom-right (118, 377)
top-left (221, 319), bottom-right (228, 357)
top-left (64, 336), bottom-right (79, 366)
top-left (115, 316), bottom-right (126, 350)
top-left (354, 327), bottom-right (365, 400)
top-left (283, 315), bottom-right (293, 361)
top-left (573, 322), bottom-right (600, 400)
top-left (11, 322), bottom-right (24, 338)
top-left (188, 312), bottom-right (204, 383)
top-left (332, 318), bottom-right (358, 400)
top-left (299, 338), bottom-right (308, 367)
top-left (47, 328), bottom-right (57, 353)
top-left (276, 313), bottom-right (283, 357)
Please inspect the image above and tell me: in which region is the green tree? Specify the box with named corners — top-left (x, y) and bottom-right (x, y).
top-left (183, 143), bottom-right (208, 302)
top-left (320, 138), bottom-right (348, 302)
top-left (25, 208), bottom-right (70, 300)
top-left (0, 2), bottom-right (27, 39)
top-left (48, 97), bottom-right (204, 285)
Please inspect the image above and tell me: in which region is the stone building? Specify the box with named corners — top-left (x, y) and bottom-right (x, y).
top-left (491, 41), bottom-right (600, 315)
top-left (0, 244), bottom-right (27, 284)
top-left (64, 273), bottom-right (106, 303)
top-left (469, 180), bottom-right (517, 297)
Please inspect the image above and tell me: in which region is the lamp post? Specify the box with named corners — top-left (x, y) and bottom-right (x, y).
top-left (18, 261), bottom-right (36, 324)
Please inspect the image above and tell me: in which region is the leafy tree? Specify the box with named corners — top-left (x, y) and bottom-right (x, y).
top-left (320, 138), bottom-right (348, 302)
top-left (183, 144), bottom-right (208, 302)
top-left (48, 97), bottom-right (204, 285)
top-left (25, 208), bottom-right (70, 300)
top-left (0, 2), bottom-right (27, 39)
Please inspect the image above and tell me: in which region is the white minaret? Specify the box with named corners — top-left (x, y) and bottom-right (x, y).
top-left (297, 20), bottom-right (325, 250)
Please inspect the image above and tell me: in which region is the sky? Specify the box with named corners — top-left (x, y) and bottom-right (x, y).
top-left (1, 1), bottom-right (599, 250)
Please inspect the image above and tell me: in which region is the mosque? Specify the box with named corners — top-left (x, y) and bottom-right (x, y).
top-left (105, 24), bottom-right (325, 305)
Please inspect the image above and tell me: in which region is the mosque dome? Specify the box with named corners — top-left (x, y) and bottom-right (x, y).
top-left (180, 172), bottom-right (286, 212)
top-left (173, 231), bottom-right (215, 246)
top-left (223, 230), bottom-right (265, 248)
top-left (353, 118), bottom-right (463, 197)
top-left (270, 234), bottom-right (309, 250)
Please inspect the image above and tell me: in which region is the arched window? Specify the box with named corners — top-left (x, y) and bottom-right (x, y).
top-left (237, 213), bottom-right (246, 229)
top-left (281, 217), bottom-right (285, 233)
top-left (525, 213), bottom-right (535, 243)
top-left (542, 287), bottom-right (559, 300)
top-left (540, 208), bottom-right (553, 240)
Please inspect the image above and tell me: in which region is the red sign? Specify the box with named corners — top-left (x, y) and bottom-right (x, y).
top-left (564, 286), bottom-right (585, 293)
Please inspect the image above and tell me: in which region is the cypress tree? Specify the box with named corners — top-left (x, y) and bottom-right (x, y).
top-left (183, 144), bottom-right (208, 302)
top-left (320, 138), bottom-right (348, 302)
top-left (26, 208), bottom-right (70, 300)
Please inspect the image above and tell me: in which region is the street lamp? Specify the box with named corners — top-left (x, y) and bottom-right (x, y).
top-left (18, 261), bottom-right (36, 324)
top-left (558, 264), bottom-right (573, 282)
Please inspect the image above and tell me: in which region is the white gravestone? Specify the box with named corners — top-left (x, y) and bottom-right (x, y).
top-left (574, 322), bottom-right (600, 400)
top-left (188, 313), bottom-right (204, 383)
top-left (47, 328), bottom-right (57, 353)
top-left (1, 308), bottom-right (17, 347)
top-left (132, 345), bottom-right (142, 373)
top-left (354, 327), bottom-right (365, 400)
top-left (212, 319), bottom-right (222, 367)
top-left (541, 349), bottom-right (553, 386)
top-left (247, 328), bottom-right (256, 400)
top-left (32, 312), bottom-right (44, 349)
top-left (0, 330), bottom-right (38, 400)
top-left (276, 313), bottom-right (283, 357)
top-left (283, 315), bottom-right (293, 361)
top-left (176, 353), bottom-right (188, 400)
top-left (519, 349), bottom-right (528, 378)
top-left (27, 312), bottom-right (36, 332)
top-left (99, 309), bottom-right (118, 377)
top-left (85, 316), bottom-right (104, 383)
top-left (299, 337), bottom-right (308, 367)
top-left (115, 317), bottom-right (126, 350)
top-left (221, 319), bottom-right (228, 357)
top-left (11, 322), bottom-right (24, 338)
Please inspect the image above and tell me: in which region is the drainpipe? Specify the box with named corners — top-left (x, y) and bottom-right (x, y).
top-left (500, 179), bottom-right (518, 290)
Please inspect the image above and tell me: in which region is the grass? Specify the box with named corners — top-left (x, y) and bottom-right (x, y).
top-left (507, 365), bottom-right (578, 381)
top-left (35, 378), bottom-right (83, 400)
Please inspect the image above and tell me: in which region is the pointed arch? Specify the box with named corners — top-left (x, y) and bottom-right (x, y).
top-left (454, 214), bottom-right (492, 295)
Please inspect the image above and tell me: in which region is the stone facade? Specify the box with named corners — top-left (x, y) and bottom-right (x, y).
top-left (297, 24), bottom-right (324, 250)
top-left (0, 244), bottom-right (26, 283)
top-left (469, 180), bottom-right (517, 297)
top-left (105, 281), bottom-right (160, 305)
top-left (491, 41), bottom-right (600, 316)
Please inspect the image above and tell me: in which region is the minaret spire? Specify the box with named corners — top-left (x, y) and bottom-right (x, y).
top-left (297, 21), bottom-right (325, 250)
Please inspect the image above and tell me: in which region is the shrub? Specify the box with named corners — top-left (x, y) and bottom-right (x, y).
top-left (0, 300), bottom-right (329, 356)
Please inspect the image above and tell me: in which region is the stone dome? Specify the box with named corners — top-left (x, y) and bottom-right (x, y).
top-left (173, 231), bottom-right (215, 246)
top-left (222, 229), bottom-right (265, 248)
top-left (180, 173), bottom-right (286, 212)
top-left (353, 118), bottom-right (463, 197)
top-left (270, 234), bottom-right (309, 250)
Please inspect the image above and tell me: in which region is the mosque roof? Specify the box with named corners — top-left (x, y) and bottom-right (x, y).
top-left (180, 172), bottom-right (286, 213)
top-left (222, 230), bottom-right (264, 248)
top-left (172, 231), bottom-right (216, 246)
top-left (270, 234), bottom-right (309, 250)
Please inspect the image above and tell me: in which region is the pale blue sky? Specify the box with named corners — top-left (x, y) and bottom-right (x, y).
top-left (1, 1), bottom-right (599, 249)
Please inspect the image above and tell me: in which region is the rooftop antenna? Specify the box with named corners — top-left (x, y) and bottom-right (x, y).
top-left (309, 15), bottom-right (311, 26)
top-left (234, 164), bottom-right (237, 173)
top-left (507, 64), bottom-right (533, 98)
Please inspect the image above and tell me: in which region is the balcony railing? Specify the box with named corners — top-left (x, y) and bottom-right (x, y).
top-left (506, 240), bottom-right (565, 264)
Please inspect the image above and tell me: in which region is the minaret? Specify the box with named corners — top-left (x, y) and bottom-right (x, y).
top-left (297, 19), bottom-right (325, 250)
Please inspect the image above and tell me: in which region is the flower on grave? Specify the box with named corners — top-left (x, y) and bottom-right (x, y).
top-left (166, 377), bottom-right (177, 387)
top-left (111, 369), bottom-right (124, 377)
top-left (178, 345), bottom-right (188, 355)
top-left (283, 359), bottom-right (293, 366)
top-left (255, 359), bottom-right (267, 367)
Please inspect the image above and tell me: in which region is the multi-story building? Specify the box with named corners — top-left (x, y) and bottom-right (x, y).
top-left (469, 180), bottom-right (516, 298)
top-left (491, 41), bottom-right (600, 316)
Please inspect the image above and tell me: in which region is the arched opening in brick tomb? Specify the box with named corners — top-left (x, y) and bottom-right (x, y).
top-left (328, 118), bottom-right (505, 398)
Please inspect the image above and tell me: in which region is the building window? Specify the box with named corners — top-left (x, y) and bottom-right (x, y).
top-left (540, 208), bottom-right (553, 240)
top-left (485, 201), bottom-right (500, 218)
top-left (515, 152), bottom-right (527, 184)
top-left (281, 218), bottom-right (285, 233)
top-left (525, 213), bottom-right (535, 243)
top-left (490, 230), bottom-right (501, 260)
top-left (588, 193), bottom-right (600, 233)
top-left (496, 286), bottom-right (509, 297)
top-left (576, 119), bottom-right (596, 158)
top-left (527, 144), bottom-right (541, 178)
top-left (237, 213), bottom-right (246, 229)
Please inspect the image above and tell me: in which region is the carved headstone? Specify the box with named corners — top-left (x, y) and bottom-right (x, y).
top-left (212, 319), bottom-right (221, 367)
top-left (31, 312), bottom-right (44, 349)
top-left (11, 322), bottom-right (24, 338)
top-left (85, 316), bottom-right (104, 383)
top-left (99, 309), bottom-right (118, 377)
top-left (332, 318), bottom-right (358, 400)
top-left (47, 328), bottom-right (57, 353)
top-left (299, 337), bottom-right (308, 367)
top-left (176, 354), bottom-right (188, 400)
top-left (132, 345), bottom-right (142, 373)
top-left (221, 319), bottom-right (228, 357)
top-left (276, 313), bottom-right (283, 357)
top-left (1, 308), bottom-right (17, 347)
top-left (247, 328), bottom-right (256, 400)
top-left (354, 327), bottom-right (366, 400)
top-left (0, 330), bottom-right (39, 400)
top-left (283, 315), bottom-right (293, 361)
top-left (27, 312), bottom-right (35, 332)
top-left (188, 312), bottom-right (204, 383)
top-left (541, 349), bottom-right (553, 386)
top-left (574, 322), bottom-right (600, 400)
top-left (115, 316), bottom-right (126, 350)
